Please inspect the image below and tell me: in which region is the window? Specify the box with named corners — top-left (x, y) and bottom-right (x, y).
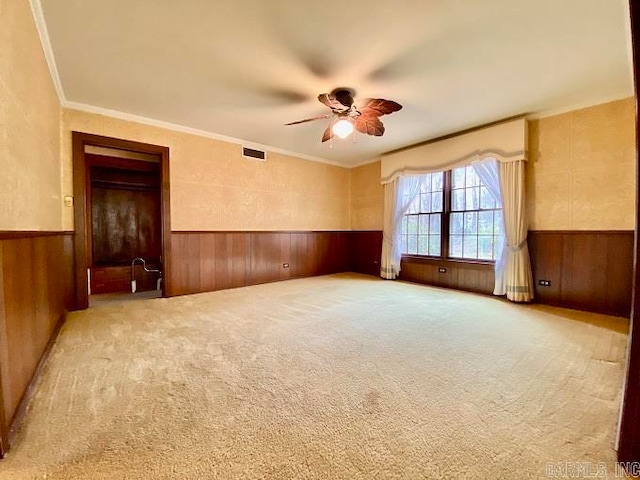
top-left (401, 165), bottom-right (503, 261)
top-left (401, 172), bottom-right (444, 256)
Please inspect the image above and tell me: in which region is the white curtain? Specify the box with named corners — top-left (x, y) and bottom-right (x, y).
top-left (380, 180), bottom-right (398, 279)
top-left (471, 158), bottom-right (505, 295)
top-left (380, 176), bottom-right (425, 279)
top-left (497, 160), bottom-right (534, 301)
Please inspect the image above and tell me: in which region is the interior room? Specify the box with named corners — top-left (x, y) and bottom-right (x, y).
top-left (1, 0), bottom-right (639, 478)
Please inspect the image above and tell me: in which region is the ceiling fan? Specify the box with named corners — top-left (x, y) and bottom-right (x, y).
top-left (285, 88), bottom-right (402, 142)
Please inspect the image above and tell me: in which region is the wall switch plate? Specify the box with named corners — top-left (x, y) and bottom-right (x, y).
top-left (538, 279), bottom-right (551, 286)
top-left (283, 263), bottom-right (290, 268)
top-left (438, 267), bottom-right (447, 273)
top-left (64, 196), bottom-right (74, 207)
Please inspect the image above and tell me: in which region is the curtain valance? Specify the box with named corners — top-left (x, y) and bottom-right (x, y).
top-left (380, 119), bottom-right (527, 184)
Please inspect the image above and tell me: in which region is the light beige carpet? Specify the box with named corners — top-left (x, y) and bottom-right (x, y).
top-left (0, 273), bottom-right (629, 479)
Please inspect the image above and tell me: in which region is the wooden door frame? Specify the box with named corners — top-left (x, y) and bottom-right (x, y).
top-left (72, 132), bottom-right (172, 310)
top-left (618, 0), bottom-right (640, 465)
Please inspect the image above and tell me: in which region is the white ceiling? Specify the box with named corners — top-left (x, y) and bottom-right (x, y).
top-left (38, 0), bottom-right (633, 167)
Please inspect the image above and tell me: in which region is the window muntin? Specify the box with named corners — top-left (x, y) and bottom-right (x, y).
top-left (401, 166), bottom-right (503, 261)
top-left (401, 172), bottom-right (444, 257)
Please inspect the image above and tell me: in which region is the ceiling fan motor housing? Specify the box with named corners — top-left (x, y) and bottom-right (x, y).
top-left (332, 88), bottom-right (355, 108)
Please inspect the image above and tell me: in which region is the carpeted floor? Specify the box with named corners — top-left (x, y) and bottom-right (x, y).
top-left (0, 273), bottom-right (629, 479)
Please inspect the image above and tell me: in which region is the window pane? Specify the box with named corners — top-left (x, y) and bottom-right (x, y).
top-left (408, 196), bottom-right (419, 214)
top-left (418, 215), bottom-right (429, 234)
top-left (417, 235), bottom-right (429, 255)
top-left (432, 192), bottom-right (443, 212)
top-left (478, 210), bottom-right (494, 235)
top-left (494, 211), bottom-right (503, 236)
top-left (463, 235), bottom-right (478, 258)
top-left (420, 176), bottom-right (431, 194)
top-left (407, 235), bottom-right (418, 254)
top-left (432, 172), bottom-right (444, 191)
top-left (494, 235), bottom-right (502, 257)
top-left (465, 166), bottom-right (479, 187)
top-left (452, 167), bottom-right (465, 188)
top-left (452, 189), bottom-right (465, 211)
top-left (478, 236), bottom-right (494, 260)
top-left (410, 215), bottom-right (417, 234)
top-left (465, 187), bottom-right (479, 210)
top-left (430, 214), bottom-right (441, 235)
top-left (429, 235), bottom-right (441, 256)
top-left (450, 212), bottom-right (463, 234)
top-left (401, 234), bottom-right (408, 253)
top-left (401, 216), bottom-right (408, 234)
top-left (450, 234), bottom-right (463, 257)
top-left (479, 186), bottom-right (496, 209)
top-left (463, 212), bottom-right (478, 234)
top-left (420, 193), bottom-right (431, 213)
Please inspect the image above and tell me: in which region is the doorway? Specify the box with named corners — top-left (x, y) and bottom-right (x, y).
top-left (72, 132), bottom-right (172, 310)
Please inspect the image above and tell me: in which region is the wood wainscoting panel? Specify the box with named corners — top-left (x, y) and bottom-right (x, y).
top-left (250, 232), bottom-right (290, 285)
top-left (171, 232), bottom-right (251, 295)
top-left (290, 232), bottom-right (313, 278)
top-left (349, 231), bottom-right (383, 276)
top-left (400, 257), bottom-right (495, 295)
top-left (528, 231), bottom-right (633, 317)
top-left (217, 233), bottom-right (250, 291)
top-left (398, 231), bottom-right (632, 316)
top-left (0, 232), bottom-right (74, 455)
top-left (170, 231), bottom-right (351, 296)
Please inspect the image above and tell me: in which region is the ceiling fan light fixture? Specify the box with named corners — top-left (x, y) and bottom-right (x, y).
top-left (332, 118), bottom-right (354, 139)
top-left (285, 89), bottom-right (402, 143)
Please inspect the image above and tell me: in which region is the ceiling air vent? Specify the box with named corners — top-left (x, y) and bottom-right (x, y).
top-left (242, 146), bottom-right (266, 161)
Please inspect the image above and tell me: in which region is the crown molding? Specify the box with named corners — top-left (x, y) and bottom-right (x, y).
top-left (29, 0), bottom-right (66, 103)
top-left (63, 101), bottom-right (348, 167)
top-left (29, 0), bottom-right (348, 169)
top-left (349, 157), bottom-right (382, 168)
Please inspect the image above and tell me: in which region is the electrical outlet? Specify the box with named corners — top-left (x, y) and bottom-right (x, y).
top-left (438, 267), bottom-right (447, 273)
top-left (538, 279), bottom-right (551, 286)
top-left (283, 263), bottom-right (290, 268)
top-left (64, 196), bottom-right (74, 207)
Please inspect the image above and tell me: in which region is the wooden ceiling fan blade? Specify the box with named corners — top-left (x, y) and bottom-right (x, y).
top-left (285, 114), bottom-right (330, 126)
top-left (321, 124), bottom-right (334, 142)
top-left (354, 114), bottom-right (385, 136)
top-left (359, 98), bottom-right (403, 116)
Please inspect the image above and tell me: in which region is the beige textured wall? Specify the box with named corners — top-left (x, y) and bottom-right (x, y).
top-left (61, 109), bottom-right (351, 231)
top-left (346, 98), bottom-right (636, 233)
top-left (0, 0), bottom-right (62, 230)
top-left (527, 97), bottom-right (635, 230)
top-left (350, 161), bottom-right (384, 230)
